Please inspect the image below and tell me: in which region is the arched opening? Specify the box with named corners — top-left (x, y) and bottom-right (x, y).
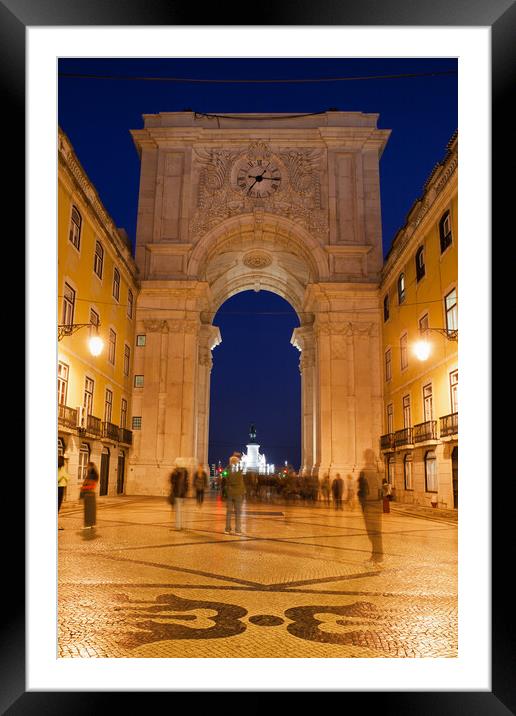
top-left (451, 446), bottom-right (458, 508)
top-left (117, 450), bottom-right (126, 495)
top-left (100, 446), bottom-right (110, 496)
top-left (208, 290), bottom-right (301, 474)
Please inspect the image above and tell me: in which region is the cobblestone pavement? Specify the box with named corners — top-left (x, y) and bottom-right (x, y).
top-left (58, 494), bottom-right (457, 658)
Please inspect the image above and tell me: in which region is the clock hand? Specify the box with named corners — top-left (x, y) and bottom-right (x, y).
top-left (247, 179), bottom-right (258, 194)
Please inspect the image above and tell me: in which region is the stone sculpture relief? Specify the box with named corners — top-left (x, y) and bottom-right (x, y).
top-left (191, 141), bottom-right (328, 242)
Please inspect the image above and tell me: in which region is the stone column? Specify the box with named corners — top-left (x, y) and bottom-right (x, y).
top-left (128, 314), bottom-right (202, 495)
top-left (291, 325), bottom-right (316, 476)
top-left (312, 314), bottom-right (383, 480)
top-left (195, 323), bottom-right (222, 473)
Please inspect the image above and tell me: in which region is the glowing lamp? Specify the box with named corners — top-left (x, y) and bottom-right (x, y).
top-left (413, 339), bottom-right (431, 361)
top-left (88, 334), bottom-right (104, 356)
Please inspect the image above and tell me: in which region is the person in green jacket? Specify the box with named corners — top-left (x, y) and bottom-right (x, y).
top-left (225, 455), bottom-right (246, 535)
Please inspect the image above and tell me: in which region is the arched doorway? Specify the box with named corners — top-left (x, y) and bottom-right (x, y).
top-left (117, 450), bottom-right (126, 495)
top-left (208, 290), bottom-right (301, 472)
top-left (100, 446), bottom-right (110, 496)
top-left (452, 446), bottom-right (458, 508)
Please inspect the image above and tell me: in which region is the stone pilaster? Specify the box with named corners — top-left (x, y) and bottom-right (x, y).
top-left (291, 325), bottom-right (316, 476)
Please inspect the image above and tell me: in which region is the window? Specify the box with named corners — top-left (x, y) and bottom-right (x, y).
top-left (78, 443), bottom-right (90, 483)
top-left (62, 283), bottom-right (75, 326)
top-left (108, 329), bottom-right (116, 365)
top-left (127, 289), bottom-right (134, 319)
top-left (415, 246), bottom-right (425, 281)
top-left (58, 437), bottom-right (65, 458)
top-left (385, 348), bottom-right (392, 382)
top-left (402, 395), bottom-right (411, 429)
top-left (425, 450), bottom-right (438, 492)
top-left (124, 345), bottom-right (131, 376)
top-left (136, 334), bottom-right (146, 347)
top-left (90, 308), bottom-right (100, 328)
top-left (113, 268), bottom-right (121, 301)
top-left (387, 404), bottom-right (394, 434)
top-left (83, 377), bottom-right (94, 416)
top-left (383, 294), bottom-right (389, 322)
top-left (423, 383), bottom-right (433, 422)
top-left (450, 370), bottom-right (458, 413)
top-left (397, 273), bottom-right (406, 304)
top-left (121, 398), bottom-right (128, 429)
top-left (439, 210), bottom-right (453, 253)
top-left (93, 241), bottom-right (104, 278)
top-left (104, 389), bottom-right (113, 423)
top-left (69, 206), bottom-right (82, 250)
top-left (400, 333), bottom-right (408, 370)
top-left (445, 288), bottom-right (458, 332)
top-left (419, 313), bottom-right (429, 334)
top-left (404, 454), bottom-right (413, 490)
top-left (58, 361), bottom-right (69, 405)
top-left (134, 375), bottom-right (144, 388)
top-left (132, 416), bottom-right (142, 430)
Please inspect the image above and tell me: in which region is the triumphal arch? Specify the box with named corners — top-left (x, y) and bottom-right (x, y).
top-left (127, 111), bottom-right (390, 495)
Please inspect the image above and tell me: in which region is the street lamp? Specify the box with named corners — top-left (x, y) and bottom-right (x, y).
top-left (58, 322), bottom-right (104, 356)
top-left (413, 328), bottom-right (458, 361)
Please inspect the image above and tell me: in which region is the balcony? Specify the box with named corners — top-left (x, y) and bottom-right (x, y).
top-left (85, 414), bottom-right (102, 437)
top-left (440, 412), bottom-right (458, 438)
top-left (119, 427), bottom-right (133, 445)
top-left (380, 433), bottom-right (395, 452)
top-left (102, 421), bottom-right (120, 441)
top-left (394, 427), bottom-right (414, 449)
top-left (413, 420), bottom-right (438, 444)
top-left (58, 404), bottom-right (77, 430)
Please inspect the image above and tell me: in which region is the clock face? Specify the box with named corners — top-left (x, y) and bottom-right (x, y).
top-left (234, 158), bottom-right (282, 198)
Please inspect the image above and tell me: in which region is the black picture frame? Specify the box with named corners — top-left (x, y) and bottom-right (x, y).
top-left (10, 0), bottom-right (509, 710)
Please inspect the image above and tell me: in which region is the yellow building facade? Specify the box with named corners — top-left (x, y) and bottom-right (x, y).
top-left (380, 132), bottom-right (458, 509)
top-left (58, 128), bottom-right (140, 501)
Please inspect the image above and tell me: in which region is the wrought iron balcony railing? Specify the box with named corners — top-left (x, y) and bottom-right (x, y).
top-left (58, 404), bottom-right (77, 430)
top-left (119, 428), bottom-right (133, 445)
top-left (413, 420), bottom-right (438, 443)
top-left (102, 421), bottom-right (120, 441)
top-left (440, 412), bottom-right (458, 437)
top-left (394, 427), bottom-right (414, 448)
top-left (380, 433), bottom-right (395, 451)
top-left (85, 414), bottom-right (102, 437)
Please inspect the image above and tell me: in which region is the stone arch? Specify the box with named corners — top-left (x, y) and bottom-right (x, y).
top-left (187, 212), bottom-right (329, 283)
top-left (129, 111), bottom-right (388, 496)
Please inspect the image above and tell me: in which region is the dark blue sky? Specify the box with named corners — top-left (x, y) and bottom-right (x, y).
top-left (58, 58), bottom-right (457, 469)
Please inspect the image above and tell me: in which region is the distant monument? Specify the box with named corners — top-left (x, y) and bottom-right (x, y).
top-left (238, 425), bottom-right (275, 475)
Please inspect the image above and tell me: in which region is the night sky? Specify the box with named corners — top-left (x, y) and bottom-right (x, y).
top-left (58, 57), bottom-right (457, 470)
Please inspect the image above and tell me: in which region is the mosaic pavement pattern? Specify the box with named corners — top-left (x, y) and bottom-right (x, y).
top-left (58, 494), bottom-right (458, 658)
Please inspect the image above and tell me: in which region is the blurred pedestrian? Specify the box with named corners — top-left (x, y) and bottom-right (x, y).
top-left (345, 474), bottom-right (356, 510)
top-left (170, 463), bottom-right (189, 530)
top-left (225, 455), bottom-right (245, 535)
top-left (310, 475), bottom-right (319, 503)
top-left (57, 455), bottom-right (69, 529)
top-left (193, 463), bottom-right (208, 507)
top-left (321, 473), bottom-right (331, 507)
top-left (382, 478), bottom-right (392, 513)
top-left (358, 450), bottom-right (384, 565)
top-left (80, 461), bottom-right (99, 532)
top-left (332, 473), bottom-right (344, 510)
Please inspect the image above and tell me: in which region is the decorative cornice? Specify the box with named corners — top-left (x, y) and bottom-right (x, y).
top-left (58, 128), bottom-right (139, 283)
top-left (382, 133), bottom-right (458, 279)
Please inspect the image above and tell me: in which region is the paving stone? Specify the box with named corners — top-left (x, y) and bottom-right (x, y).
top-left (58, 494), bottom-right (457, 658)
